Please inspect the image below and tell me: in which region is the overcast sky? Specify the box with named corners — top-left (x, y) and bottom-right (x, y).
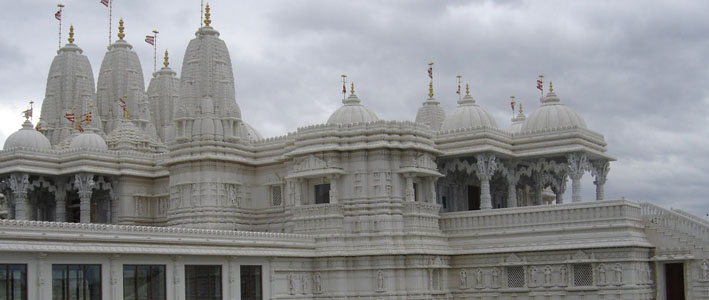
top-left (0, 0), bottom-right (707, 218)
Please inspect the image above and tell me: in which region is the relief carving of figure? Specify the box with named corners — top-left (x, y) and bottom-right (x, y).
top-left (459, 270), bottom-right (467, 289)
top-left (544, 266), bottom-right (552, 285)
top-left (376, 270), bottom-right (385, 291)
top-left (287, 273), bottom-right (295, 295)
top-left (614, 264), bottom-right (623, 284)
top-left (559, 265), bottom-right (567, 286)
top-left (701, 260), bottom-right (708, 279)
top-left (528, 267), bottom-right (537, 287)
top-left (301, 273), bottom-right (308, 294)
top-left (475, 269), bottom-right (483, 288)
top-left (313, 272), bottom-right (322, 293)
top-left (491, 268), bottom-right (499, 288)
top-left (598, 264), bottom-right (606, 284)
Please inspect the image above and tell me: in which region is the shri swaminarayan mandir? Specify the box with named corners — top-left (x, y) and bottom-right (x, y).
top-left (0, 5), bottom-right (707, 300)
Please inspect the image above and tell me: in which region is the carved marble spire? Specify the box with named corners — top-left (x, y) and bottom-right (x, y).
top-left (95, 18), bottom-right (159, 139)
top-left (39, 25), bottom-right (101, 146)
top-left (147, 49), bottom-right (180, 142)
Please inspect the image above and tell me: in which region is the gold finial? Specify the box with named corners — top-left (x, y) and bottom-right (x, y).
top-left (164, 50), bottom-right (169, 67)
top-left (58, 3), bottom-right (64, 8)
top-left (118, 18), bottom-right (125, 40)
top-left (519, 103), bottom-right (524, 113)
top-left (68, 25), bottom-right (75, 43)
top-left (549, 81), bottom-right (554, 93)
top-left (350, 82), bottom-right (355, 95)
top-left (465, 83), bottom-right (470, 96)
top-left (204, 3), bottom-right (211, 27)
top-left (84, 104), bottom-right (93, 125)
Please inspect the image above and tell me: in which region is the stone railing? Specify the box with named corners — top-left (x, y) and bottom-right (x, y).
top-left (403, 202), bottom-right (441, 232)
top-left (292, 203), bottom-right (344, 234)
top-left (640, 202), bottom-right (708, 243)
top-left (439, 200), bottom-right (643, 235)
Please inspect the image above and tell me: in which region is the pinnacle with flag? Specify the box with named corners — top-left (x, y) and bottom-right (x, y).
top-left (54, 9), bottom-right (62, 21)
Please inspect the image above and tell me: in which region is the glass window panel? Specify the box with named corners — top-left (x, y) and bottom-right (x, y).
top-left (136, 266), bottom-right (149, 300)
top-left (123, 266), bottom-right (136, 300)
top-left (150, 266), bottom-right (166, 300)
top-left (0, 265), bottom-right (7, 300)
top-left (85, 265), bottom-right (101, 300)
top-left (240, 266), bottom-right (262, 300)
top-left (52, 265), bottom-right (66, 300)
top-left (185, 265), bottom-right (221, 300)
top-left (9, 265), bottom-right (27, 300)
top-left (68, 265), bottom-right (82, 300)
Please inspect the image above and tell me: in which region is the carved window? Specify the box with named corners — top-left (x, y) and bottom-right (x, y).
top-left (506, 266), bottom-right (525, 288)
top-left (185, 265), bottom-right (221, 300)
top-left (413, 183), bottom-right (419, 202)
top-left (52, 264), bottom-right (101, 300)
top-left (573, 264), bottom-right (593, 286)
top-left (0, 264), bottom-right (27, 300)
top-left (314, 184), bottom-right (330, 205)
top-left (271, 186), bottom-right (282, 206)
top-left (123, 265), bottom-right (166, 300)
top-left (240, 265), bottom-right (262, 300)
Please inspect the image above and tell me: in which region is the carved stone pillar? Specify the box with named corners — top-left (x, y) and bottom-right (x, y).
top-left (172, 256), bottom-right (182, 300)
top-left (405, 175), bottom-right (415, 202)
top-left (109, 254), bottom-right (120, 300)
top-left (55, 182), bottom-right (67, 222)
top-left (9, 173), bottom-right (30, 220)
top-left (567, 153), bottom-right (589, 203)
top-left (592, 160), bottom-right (610, 201)
top-left (329, 175), bottom-right (339, 204)
top-left (294, 178), bottom-right (302, 206)
top-left (428, 178), bottom-right (437, 203)
top-left (534, 173), bottom-right (544, 206)
top-left (475, 154), bottom-right (497, 210)
top-left (73, 174), bottom-right (95, 223)
top-left (37, 252), bottom-right (47, 299)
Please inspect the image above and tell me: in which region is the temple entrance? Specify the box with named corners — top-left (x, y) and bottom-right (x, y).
top-left (467, 185), bottom-right (480, 210)
top-left (664, 263), bottom-right (685, 300)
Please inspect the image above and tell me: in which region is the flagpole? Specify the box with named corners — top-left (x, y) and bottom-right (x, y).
top-left (201, 0), bottom-right (204, 27)
top-left (152, 30), bottom-right (159, 73)
top-left (539, 74), bottom-right (544, 97)
top-left (57, 4), bottom-right (64, 49)
top-left (108, 0), bottom-right (113, 46)
top-left (456, 75), bottom-right (462, 102)
top-left (428, 62), bottom-right (434, 99)
top-left (341, 74), bottom-right (347, 101)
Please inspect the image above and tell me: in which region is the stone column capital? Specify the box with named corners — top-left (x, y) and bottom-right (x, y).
top-left (475, 153), bottom-right (497, 180)
top-left (9, 173), bottom-right (30, 198)
top-left (566, 153), bottom-right (589, 179)
top-left (73, 173), bottom-right (95, 199)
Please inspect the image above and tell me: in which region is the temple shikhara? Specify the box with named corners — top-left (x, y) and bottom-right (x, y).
top-left (0, 4), bottom-right (707, 300)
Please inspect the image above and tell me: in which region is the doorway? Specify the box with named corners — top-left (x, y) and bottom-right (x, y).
top-left (467, 186), bottom-right (480, 210)
top-left (664, 263), bottom-right (685, 300)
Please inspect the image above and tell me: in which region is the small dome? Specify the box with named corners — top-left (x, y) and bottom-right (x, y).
top-left (3, 120), bottom-right (52, 150)
top-left (507, 111), bottom-right (527, 134)
top-left (521, 90), bottom-right (587, 133)
top-left (440, 94), bottom-right (498, 131)
top-left (69, 130), bottom-right (108, 150)
top-left (327, 93), bottom-right (379, 125)
top-left (242, 122), bottom-right (263, 141)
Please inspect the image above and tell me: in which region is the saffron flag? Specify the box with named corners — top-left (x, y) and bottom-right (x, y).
top-left (511, 101), bottom-right (516, 112)
top-left (342, 83), bottom-right (346, 95)
top-left (145, 35), bottom-right (155, 45)
top-left (64, 113), bottom-right (75, 123)
top-left (35, 122), bottom-right (42, 132)
top-left (55, 9), bottom-right (62, 21)
top-left (100, 0), bottom-right (109, 7)
top-left (22, 108), bottom-right (32, 119)
top-left (428, 66), bottom-right (433, 79)
top-left (536, 79), bottom-right (543, 91)
top-left (456, 83), bottom-right (460, 95)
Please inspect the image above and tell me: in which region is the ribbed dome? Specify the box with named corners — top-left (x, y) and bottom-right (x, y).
top-left (327, 93), bottom-right (379, 125)
top-left (105, 120), bottom-right (166, 153)
top-left (241, 122), bottom-right (263, 141)
top-left (521, 90), bottom-right (587, 133)
top-left (440, 94), bottom-right (498, 131)
top-left (69, 130), bottom-right (108, 150)
top-left (147, 62), bottom-right (180, 143)
top-left (3, 120), bottom-right (52, 150)
top-left (415, 98), bottom-right (446, 131)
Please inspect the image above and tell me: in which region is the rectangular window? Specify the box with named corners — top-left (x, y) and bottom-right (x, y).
top-left (52, 264), bottom-right (101, 300)
top-left (271, 186), bottom-right (282, 206)
top-left (467, 185), bottom-right (481, 210)
top-left (314, 184), bottom-right (330, 204)
top-left (0, 264), bottom-right (27, 300)
top-left (413, 183), bottom-right (419, 202)
top-left (240, 266), bottom-right (262, 300)
top-left (185, 265), bottom-right (221, 300)
top-left (123, 265), bottom-right (165, 300)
